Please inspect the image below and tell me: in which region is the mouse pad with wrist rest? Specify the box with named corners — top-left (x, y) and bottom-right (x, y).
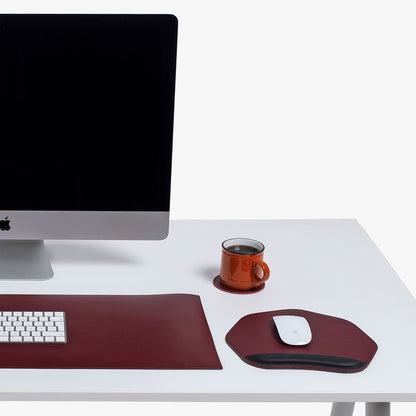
top-left (0, 294), bottom-right (222, 369)
top-left (226, 309), bottom-right (377, 373)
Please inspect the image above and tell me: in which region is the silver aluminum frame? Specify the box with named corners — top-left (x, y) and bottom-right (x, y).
top-left (0, 211), bottom-right (169, 240)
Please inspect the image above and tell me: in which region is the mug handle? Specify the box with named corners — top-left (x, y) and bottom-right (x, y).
top-left (252, 261), bottom-right (270, 282)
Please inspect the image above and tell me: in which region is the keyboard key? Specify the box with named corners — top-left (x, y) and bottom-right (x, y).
top-left (0, 336), bottom-right (9, 342)
top-left (23, 336), bottom-right (34, 342)
top-left (34, 337), bottom-right (44, 342)
top-left (10, 336), bottom-right (23, 342)
top-left (56, 336), bottom-right (66, 342)
top-left (50, 317), bottom-right (64, 322)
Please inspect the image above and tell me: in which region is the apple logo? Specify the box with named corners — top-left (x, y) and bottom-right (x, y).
top-left (0, 217), bottom-right (11, 231)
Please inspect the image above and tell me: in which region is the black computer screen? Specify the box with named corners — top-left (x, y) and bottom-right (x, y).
top-left (0, 14), bottom-right (177, 211)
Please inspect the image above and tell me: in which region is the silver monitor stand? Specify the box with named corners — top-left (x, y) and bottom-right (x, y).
top-left (0, 240), bottom-right (53, 280)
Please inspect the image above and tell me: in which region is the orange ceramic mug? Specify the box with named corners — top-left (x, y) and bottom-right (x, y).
top-left (220, 238), bottom-right (270, 291)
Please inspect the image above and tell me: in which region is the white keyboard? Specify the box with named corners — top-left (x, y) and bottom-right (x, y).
top-left (0, 311), bottom-right (67, 343)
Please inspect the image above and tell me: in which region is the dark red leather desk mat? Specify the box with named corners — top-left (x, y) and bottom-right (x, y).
top-left (226, 309), bottom-right (377, 373)
top-left (0, 294), bottom-right (222, 369)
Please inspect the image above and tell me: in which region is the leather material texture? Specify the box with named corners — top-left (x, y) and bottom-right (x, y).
top-left (226, 309), bottom-right (377, 373)
top-left (0, 294), bottom-right (222, 369)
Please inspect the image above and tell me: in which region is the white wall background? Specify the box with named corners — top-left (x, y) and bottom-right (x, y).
top-left (1, 0), bottom-right (415, 415)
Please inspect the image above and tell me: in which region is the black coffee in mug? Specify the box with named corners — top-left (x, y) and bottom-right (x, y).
top-left (227, 245), bottom-right (260, 255)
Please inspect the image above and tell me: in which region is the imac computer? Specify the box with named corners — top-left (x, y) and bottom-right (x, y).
top-left (0, 14), bottom-right (178, 279)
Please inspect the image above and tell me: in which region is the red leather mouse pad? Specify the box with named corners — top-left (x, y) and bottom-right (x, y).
top-left (0, 294), bottom-right (222, 369)
top-left (226, 309), bottom-right (377, 373)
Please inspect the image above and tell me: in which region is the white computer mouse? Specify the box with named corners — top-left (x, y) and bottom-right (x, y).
top-left (273, 315), bottom-right (312, 346)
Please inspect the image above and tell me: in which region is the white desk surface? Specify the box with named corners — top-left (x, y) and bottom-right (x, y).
top-left (0, 219), bottom-right (415, 402)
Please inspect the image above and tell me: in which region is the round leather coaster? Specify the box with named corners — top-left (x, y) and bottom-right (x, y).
top-left (213, 275), bottom-right (265, 294)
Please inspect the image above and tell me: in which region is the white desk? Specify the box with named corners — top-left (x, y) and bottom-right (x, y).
top-left (0, 220), bottom-right (415, 416)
